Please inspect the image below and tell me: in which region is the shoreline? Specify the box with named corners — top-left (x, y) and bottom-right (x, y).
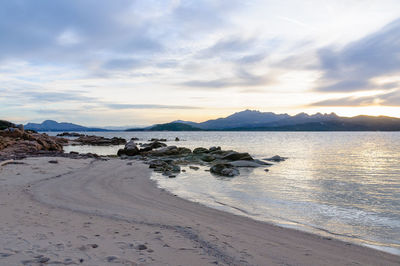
top-left (0, 156), bottom-right (399, 265)
top-left (158, 178), bottom-right (400, 256)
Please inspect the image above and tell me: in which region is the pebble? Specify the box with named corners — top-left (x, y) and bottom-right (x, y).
top-left (137, 244), bottom-right (147, 250)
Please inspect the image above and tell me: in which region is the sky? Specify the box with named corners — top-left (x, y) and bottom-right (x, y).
top-left (1, 0), bottom-right (400, 126)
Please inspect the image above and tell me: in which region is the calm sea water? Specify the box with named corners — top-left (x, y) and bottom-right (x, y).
top-left (49, 131), bottom-right (400, 255)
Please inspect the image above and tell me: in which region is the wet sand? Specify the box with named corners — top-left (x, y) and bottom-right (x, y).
top-left (0, 157), bottom-right (399, 265)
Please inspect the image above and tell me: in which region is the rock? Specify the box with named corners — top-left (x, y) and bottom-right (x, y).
top-left (209, 146), bottom-right (221, 152)
top-left (222, 152), bottom-right (253, 161)
top-left (106, 256), bottom-right (120, 263)
top-left (0, 127), bottom-right (65, 160)
top-left (131, 137), bottom-right (139, 141)
top-left (149, 138), bottom-right (167, 142)
top-left (264, 155), bottom-right (286, 162)
top-left (137, 244), bottom-right (147, 250)
top-left (253, 159), bottom-right (273, 165)
top-left (149, 159), bottom-right (168, 169)
top-left (171, 164), bottom-right (181, 173)
top-left (189, 166), bottom-right (199, 170)
top-left (48, 160), bottom-right (58, 164)
top-left (230, 160), bottom-right (263, 167)
top-left (148, 146), bottom-right (190, 156)
top-left (38, 257), bottom-right (50, 263)
top-left (57, 132), bottom-right (85, 137)
top-left (175, 137), bottom-right (180, 141)
top-left (118, 140), bottom-right (139, 156)
top-left (140, 141), bottom-right (167, 151)
top-left (75, 135), bottom-right (126, 146)
top-left (193, 147), bottom-right (209, 154)
top-left (264, 168), bottom-right (269, 172)
top-left (201, 154), bottom-right (215, 162)
top-left (210, 164), bottom-right (240, 177)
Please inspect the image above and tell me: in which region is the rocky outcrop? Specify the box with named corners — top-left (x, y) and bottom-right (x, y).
top-left (230, 160), bottom-right (264, 167)
top-left (117, 137), bottom-right (285, 178)
top-left (140, 141), bottom-right (167, 152)
top-left (149, 138), bottom-right (167, 142)
top-left (193, 147), bottom-right (209, 154)
top-left (0, 126), bottom-right (67, 160)
top-left (147, 146), bottom-right (191, 157)
top-left (57, 132), bottom-right (85, 137)
top-left (149, 159), bottom-right (181, 177)
top-left (210, 163), bottom-right (240, 177)
top-left (117, 140), bottom-right (139, 156)
top-left (221, 152), bottom-right (253, 161)
top-left (74, 135), bottom-right (126, 146)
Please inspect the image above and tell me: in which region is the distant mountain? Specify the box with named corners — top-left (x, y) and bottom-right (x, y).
top-left (24, 120), bottom-right (108, 132)
top-left (190, 110), bottom-right (291, 129)
top-left (126, 122), bottom-right (201, 131)
top-left (22, 110), bottom-right (400, 132)
top-left (163, 110), bottom-right (400, 131)
top-left (174, 110), bottom-right (340, 129)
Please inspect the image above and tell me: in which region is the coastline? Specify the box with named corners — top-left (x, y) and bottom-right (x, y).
top-left (0, 156), bottom-right (399, 265)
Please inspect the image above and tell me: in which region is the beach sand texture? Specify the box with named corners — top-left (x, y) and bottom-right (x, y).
top-left (0, 157), bottom-right (399, 265)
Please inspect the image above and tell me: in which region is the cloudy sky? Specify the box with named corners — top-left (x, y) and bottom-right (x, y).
top-left (1, 0), bottom-right (400, 126)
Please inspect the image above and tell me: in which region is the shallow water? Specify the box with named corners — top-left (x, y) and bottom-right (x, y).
top-left (49, 131), bottom-right (400, 255)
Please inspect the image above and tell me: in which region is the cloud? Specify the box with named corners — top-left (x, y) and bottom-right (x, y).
top-left (315, 18), bottom-right (400, 92)
top-left (181, 68), bottom-right (271, 89)
top-left (27, 91), bottom-right (96, 103)
top-left (236, 53), bottom-right (267, 64)
top-left (310, 89), bottom-right (400, 107)
top-left (102, 59), bottom-right (146, 70)
top-left (200, 36), bottom-right (256, 58)
top-left (105, 103), bottom-right (202, 110)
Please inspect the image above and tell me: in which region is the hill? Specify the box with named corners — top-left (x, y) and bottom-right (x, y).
top-left (24, 120), bottom-right (108, 132)
top-left (0, 120), bottom-right (16, 130)
top-left (126, 122), bottom-right (202, 131)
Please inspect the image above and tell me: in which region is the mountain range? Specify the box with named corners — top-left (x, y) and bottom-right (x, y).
top-left (24, 120), bottom-right (108, 132)
top-left (128, 110), bottom-right (400, 131)
top-left (18, 110), bottom-right (400, 131)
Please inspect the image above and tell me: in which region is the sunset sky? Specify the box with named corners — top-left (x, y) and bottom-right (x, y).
top-left (1, 0), bottom-right (400, 126)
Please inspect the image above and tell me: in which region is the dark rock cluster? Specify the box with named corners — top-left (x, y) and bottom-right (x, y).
top-left (72, 135), bottom-right (127, 146)
top-left (118, 140), bottom-right (286, 177)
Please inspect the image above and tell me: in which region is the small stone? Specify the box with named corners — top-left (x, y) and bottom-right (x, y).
top-left (106, 256), bottom-right (119, 262)
top-left (38, 257), bottom-right (50, 263)
top-left (137, 244), bottom-right (147, 250)
top-left (264, 155), bottom-right (286, 162)
top-left (48, 160), bottom-right (58, 164)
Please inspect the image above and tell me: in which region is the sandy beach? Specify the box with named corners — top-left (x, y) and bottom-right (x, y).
top-left (0, 156), bottom-right (399, 266)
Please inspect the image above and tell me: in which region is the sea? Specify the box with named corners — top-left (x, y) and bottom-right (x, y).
top-left (46, 131), bottom-right (400, 255)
